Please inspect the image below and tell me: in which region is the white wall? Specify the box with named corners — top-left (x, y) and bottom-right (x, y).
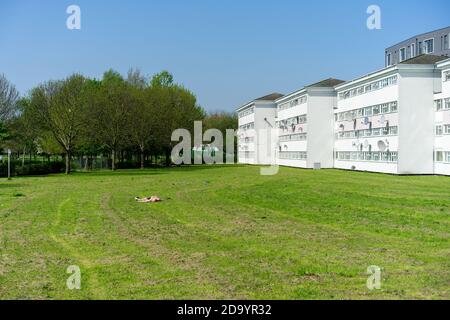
top-left (334, 76), bottom-right (400, 174)
top-left (307, 89), bottom-right (336, 169)
top-left (397, 67), bottom-right (437, 174)
top-left (434, 64), bottom-right (450, 175)
top-left (254, 103), bottom-right (278, 165)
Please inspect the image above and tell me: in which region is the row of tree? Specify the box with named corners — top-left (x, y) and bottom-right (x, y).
top-left (0, 70), bottom-right (237, 174)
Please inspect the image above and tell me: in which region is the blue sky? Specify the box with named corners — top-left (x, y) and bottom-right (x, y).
top-left (0, 0), bottom-right (449, 112)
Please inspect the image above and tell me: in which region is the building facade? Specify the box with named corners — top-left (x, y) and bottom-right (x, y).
top-left (236, 55), bottom-right (450, 176)
top-left (385, 26), bottom-right (450, 66)
top-left (275, 79), bottom-right (344, 169)
top-left (334, 56), bottom-right (443, 174)
top-left (237, 93), bottom-right (283, 165)
top-left (434, 59), bottom-right (450, 175)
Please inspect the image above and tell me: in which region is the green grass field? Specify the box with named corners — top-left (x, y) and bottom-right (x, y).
top-left (0, 165), bottom-right (449, 300)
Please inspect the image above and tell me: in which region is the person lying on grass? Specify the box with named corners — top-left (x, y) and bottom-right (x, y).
top-left (135, 196), bottom-right (161, 203)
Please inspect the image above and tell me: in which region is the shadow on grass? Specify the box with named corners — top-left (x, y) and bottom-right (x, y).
top-left (0, 182), bottom-right (26, 189)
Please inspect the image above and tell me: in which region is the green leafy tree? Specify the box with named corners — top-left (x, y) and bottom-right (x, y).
top-left (90, 70), bottom-right (132, 170)
top-left (28, 74), bottom-right (89, 174)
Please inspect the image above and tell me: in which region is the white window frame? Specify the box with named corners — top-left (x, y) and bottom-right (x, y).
top-left (410, 43), bottom-right (416, 58)
top-left (445, 124), bottom-right (450, 135)
top-left (399, 47), bottom-right (407, 62)
top-left (444, 71), bottom-right (450, 82)
top-left (386, 53), bottom-right (392, 66)
top-left (436, 125), bottom-right (443, 136)
top-left (423, 38), bottom-right (434, 54)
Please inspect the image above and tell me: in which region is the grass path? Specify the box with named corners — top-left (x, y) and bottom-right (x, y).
top-left (0, 166), bottom-right (449, 299)
top-left (48, 198), bottom-right (107, 299)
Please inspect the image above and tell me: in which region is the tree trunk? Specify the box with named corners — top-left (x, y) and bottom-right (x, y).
top-left (65, 150), bottom-right (71, 174)
top-left (111, 149), bottom-right (116, 171)
top-left (22, 148), bottom-right (26, 167)
top-left (140, 146), bottom-right (145, 169)
top-left (165, 149), bottom-right (171, 167)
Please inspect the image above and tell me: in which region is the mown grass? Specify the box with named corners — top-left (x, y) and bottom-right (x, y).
top-left (0, 165), bottom-right (449, 300)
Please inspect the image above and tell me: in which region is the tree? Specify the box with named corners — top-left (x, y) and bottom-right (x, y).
top-left (150, 70), bottom-right (174, 88)
top-left (4, 98), bottom-right (38, 166)
top-left (0, 74), bottom-right (19, 122)
top-left (129, 86), bottom-right (157, 169)
top-left (90, 70), bottom-right (132, 170)
top-left (127, 68), bottom-right (147, 89)
top-left (28, 74), bottom-right (89, 174)
top-left (204, 111), bottom-right (238, 134)
top-left (0, 122), bottom-right (8, 144)
top-left (150, 77), bottom-right (205, 165)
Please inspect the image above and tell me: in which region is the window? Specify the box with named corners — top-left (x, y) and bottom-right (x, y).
top-left (399, 48), bottom-right (406, 62)
top-left (445, 98), bottom-right (450, 110)
top-left (436, 125), bottom-right (443, 136)
top-left (424, 39), bottom-right (434, 54)
top-left (373, 105), bottom-right (380, 115)
top-left (445, 34), bottom-right (449, 50)
top-left (435, 99), bottom-right (443, 111)
top-left (444, 71), bottom-right (450, 82)
top-left (238, 107), bottom-right (254, 118)
top-left (278, 151), bottom-right (307, 160)
top-left (445, 125), bottom-right (450, 134)
top-left (338, 76), bottom-right (398, 100)
top-left (390, 101), bottom-right (398, 112)
top-left (410, 43), bottom-right (416, 58)
top-left (418, 41), bottom-right (423, 54)
top-left (436, 151), bottom-right (443, 162)
top-left (386, 53), bottom-right (392, 66)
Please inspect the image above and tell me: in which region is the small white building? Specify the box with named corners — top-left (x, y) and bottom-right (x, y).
top-left (275, 79), bottom-right (344, 169)
top-left (434, 58), bottom-right (450, 175)
top-left (334, 55), bottom-right (445, 175)
top-left (237, 93), bottom-right (283, 165)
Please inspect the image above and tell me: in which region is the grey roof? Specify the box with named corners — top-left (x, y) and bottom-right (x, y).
top-left (236, 92), bottom-right (284, 112)
top-left (386, 26), bottom-right (450, 49)
top-left (254, 93), bottom-right (284, 101)
top-left (399, 54), bottom-right (448, 65)
top-left (306, 78), bottom-right (346, 88)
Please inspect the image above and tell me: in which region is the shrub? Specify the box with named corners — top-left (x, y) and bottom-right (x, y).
top-left (0, 161), bottom-right (65, 177)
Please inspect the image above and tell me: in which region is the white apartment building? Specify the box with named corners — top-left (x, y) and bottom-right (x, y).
top-left (275, 79), bottom-right (344, 169)
top-left (434, 58), bottom-right (450, 175)
top-left (334, 55), bottom-right (444, 174)
top-left (237, 93), bottom-right (283, 165)
top-left (236, 55), bottom-right (450, 176)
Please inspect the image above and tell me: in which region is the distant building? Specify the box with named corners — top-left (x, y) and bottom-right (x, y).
top-left (385, 26), bottom-right (450, 66)
top-left (237, 93), bottom-right (283, 165)
top-left (236, 29), bottom-right (450, 175)
top-left (335, 55), bottom-right (445, 174)
top-left (275, 79), bottom-right (344, 169)
top-left (434, 58), bottom-right (450, 175)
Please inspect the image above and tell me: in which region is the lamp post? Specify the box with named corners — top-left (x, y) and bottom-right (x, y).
top-left (7, 149), bottom-right (11, 180)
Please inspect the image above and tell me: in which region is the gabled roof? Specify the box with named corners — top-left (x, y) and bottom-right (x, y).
top-left (386, 26), bottom-right (450, 49)
top-left (236, 92), bottom-right (284, 112)
top-left (305, 78), bottom-right (345, 88)
top-left (254, 93), bottom-right (284, 101)
top-left (399, 54), bottom-right (448, 65)
top-left (276, 78), bottom-right (345, 103)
